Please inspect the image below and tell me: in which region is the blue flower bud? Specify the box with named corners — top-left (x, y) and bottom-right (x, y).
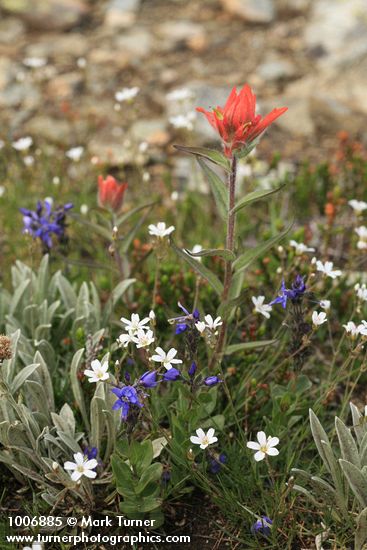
top-left (188, 362), bottom-right (197, 377)
top-left (163, 368), bottom-right (181, 381)
top-left (204, 375), bottom-right (221, 386)
top-left (139, 370), bottom-right (157, 388)
top-left (251, 516), bottom-right (273, 537)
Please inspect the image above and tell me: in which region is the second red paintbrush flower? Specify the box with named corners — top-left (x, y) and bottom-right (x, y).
top-left (196, 84), bottom-right (287, 158)
top-left (98, 175), bottom-right (128, 212)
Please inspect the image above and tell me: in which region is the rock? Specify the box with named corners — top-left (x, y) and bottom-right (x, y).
top-left (25, 33), bottom-right (89, 59)
top-left (0, 82), bottom-right (41, 109)
top-left (220, 0), bottom-right (275, 24)
top-left (88, 135), bottom-right (135, 165)
top-left (104, 0), bottom-right (141, 28)
top-left (0, 17), bottom-right (25, 44)
top-left (46, 72), bottom-right (84, 99)
top-left (156, 21), bottom-right (207, 51)
top-left (271, 77), bottom-right (315, 137)
top-left (309, 94), bottom-right (360, 136)
top-left (0, 58), bottom-right (14, 91)
top-left (89, 48), bottom-right (130, 70)
top-left (114, 27), bottom-right (153, 60)
top-left (305, 0), bottom-right (367, 67)
top-left (258, 57), bottom-right (297, 81)
top-left (130, 118), bottom-right (169, 146)
top-left (183, 82), bottom-right (230, 141)
top-left (24, 116), bottom-right (73, 143)
top-left (0, 0), bottom-right (89, 31)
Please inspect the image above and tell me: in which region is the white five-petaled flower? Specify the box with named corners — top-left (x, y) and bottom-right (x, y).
top-left (358, 320), bottom-right (367, 337)
top-left (319, 300), bottom-right (331, 310)
top-left (148, 222), bottom-right (175, 238)
top-left (312, 311), bottom-right (327, 327)
top-left (355, 283), bottom-right (367, 302)
top-left (355, 226), bottom-right (367, 249)
top-left (289, 240), bottom-right (315, 255)
top-left (169, 112), bottom-right (196, 131)
top-left (343, 321), bottom-right (360, 338)
top-left (195, 321), bottom-right (206, 334)
top-left (190, 428), bottom-right (218, 450)
top-left (115, 87), bottom-right (140, 102)
top-left (247, 431), bottom-right (279, 462)
top-left (204, 314), bottom-right (223, 331)
top-left (349, 199), bottom-right (367, 215)
top-left (64, 452), bottom-right (98, 482)
top-left (251, 296), bottom-right (272, 319)
top-left (118, 331), bottom-right (135, 348)
top-left (316, 260), bottom-right (342, 279)
top-left (12, 136), bottom-right (33, 151)
top-left (132, 329), bottom-right (155, 348)
top-left (65, 146), bottom-right (84, 161)
top-left (84, 359), bottom-right (110, 383)
top-left (166, 88), bottom-right (194, 102)
top-left (120, 313), bottom-right (150, 334)
top-left (151, 347), bottom-right (182, 370)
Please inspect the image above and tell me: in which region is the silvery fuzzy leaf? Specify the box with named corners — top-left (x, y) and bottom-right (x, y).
top-left (56, 271), bottom-right (77, 310)
top-left (355, 507), bottom-right (367, 550)
top-left (7, 422), bottom-right (30, 447)
top-left (56, 430), bottom-right (82, 453)
top-left (10, 363), bottom-right (40, 393)
top-left (35, 254), bottom-right (49, 303)
top-left (90, 391), bottom-right (105, 450)
top-left (91, 329), bottom-right (106, 350)
top-left (339, 459), bottom-right (367, 508)
top-left (293, 484), bottom-right (321, 507)
top-left (35, 324), bottom-right (52, 342)
top-left (310, 476), bottom-right (337, 502)
top-left (59, 403), bottom-right (76, 436)
top-left (25, 380), bottom-right (52, 421)
top-left (9, 279), bottom-right (30, 315)
top-left (46, 300), bottom-right (60, 323)
top-left (0, 421), bottom-right (10, 445)
top-left (33, 351), bottom-right (55, 410)
top-left (321, 441), bottom-right (348, 515)
top-left (335, 417), bottom-right (361, 468)
top-left (76, 282), bottom-right (90, 319)
top-left (309, 410), bottom-right (333, 473)
top-left (152, 437), bottom-right (168, 459)
top-left (70, 348), bottom-right (90, 431)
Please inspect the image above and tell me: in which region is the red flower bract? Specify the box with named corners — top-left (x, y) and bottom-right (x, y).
top-left (196, 84), bottom-right (287, 158)
top-left (98, 175), bottom-right (128, 212)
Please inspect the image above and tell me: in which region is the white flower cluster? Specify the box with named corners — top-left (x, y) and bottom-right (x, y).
top-left (355, 283), bottom-right (367, 302)
top-left (343, 320), bottom-right (367, 339)
top-left (118, 312), bottom-right (155, 349)
top-left (195, 314), bottom-right (223, 335)
top-left (355, 226), bottom-right (367, 250)
top-left (312, 258), bottom-right (342, 279)
top-left (251, 296), bottom-right (272, 319)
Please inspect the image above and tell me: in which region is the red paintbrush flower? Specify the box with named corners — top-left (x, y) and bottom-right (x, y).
top-left (196, 84), bottom-right (287, 158)
top-left (98, 175), bottom-right (128, 212)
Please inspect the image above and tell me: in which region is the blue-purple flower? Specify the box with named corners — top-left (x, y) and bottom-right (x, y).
top-left (19, 199), bottom-right (73, 251)
top-left (209, 452), bottom-right (227, 474)
top-left (251, 516), bottom-right (273, 537)
top-left (111, 385), bottom-right (143, 420)
top-left (162, 367), bottom-right (181, 381)
top-left (270, 275), bottom-right (306, 309)
top-left (139, 370), bottom-right (158, 388)
top-left (169, 302), bottom-right (200, 334)
top-left (204, 375), bottom-right (221, 386)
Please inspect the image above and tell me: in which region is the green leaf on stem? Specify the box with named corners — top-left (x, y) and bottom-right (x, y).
top-left (170, 239), bottom-right (224, 296)
top-left (230, 183), bottom-right (287, 215)
top-left (233, 221), bottom-right (293, 273)
top-left (197, 158), bottom-right (228, 221)
top-left (184, 247), bottom-right (235, 261)
top-left (174, 145), bottom-right (231, 172)
top-left (115, 201), bottom-right (158, 228)
top-left (225, 340), bottom-right (277, 355)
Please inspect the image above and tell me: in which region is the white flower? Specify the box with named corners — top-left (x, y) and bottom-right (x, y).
top-left (343, 321), bottom-right (360, 338)
top-left (52, 176), bottom-right (60, 185)
top-left (195, 321), bottom-right (206, 334)
top-left (289, 240), bottom-right (315, 255)
top-left (251, 296), bottom-right (272, 319)
top-left (22, 544), bottom-right (44, 550)
top-left (169, 112), bottom-right (196, 131)
top-left (64, 452), bottom-right (98, 482)
top-left (190, 428), bottom-right (218, 450)
top-left (204, 314), bottom-right (223, 331)
top-left (115, 87), bottom-right (140, 102)
top-left (118, 331), bottom-right (135, 348)
top-left (349, 199), bottom-right (367, 215)
top-left (148, 222), bottom-right (175, 238)
top-left (0, 185), bottom-right (5, 197)
top-left (358, 320), bottom-right (367, 337)
top-left (149, 310), bottom-right (156, 321)
top-left (132, 329), bottom-right (155, 348)
top-left (247, 431), bottom-right (279, 462)
top-left (166, 88), bottom-right (194, 102)
top-left (23, 155), bottom-right (34, 166)
top-left (187, 244), bottom-right (203, 262)
top-left (316, 260), bottom-right (342, 279)
top-left (355, 226), bottom-right (367, 249)
top-left (312, 311), bottom-right (327, 327)
top-left (12, 136), bottom-right (33, 151)
top-left (80, 204), bottom-right (89, 215)
top-left (120, 313), bottom-right (150, 334)
top-left (151, 347), bottom-right (182, 370)
top-left (23, 57), bottom-right (47, 68)
top-left (319, 300), bottom-right (331, 310)
top-left (66, 146), bottom-right (84, 161)
top-left (355, 283), bottom-right (367, 302)
top-left (84, 359), bottom-right (109, 383)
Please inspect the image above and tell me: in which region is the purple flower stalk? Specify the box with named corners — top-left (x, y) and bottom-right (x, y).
top-left (170, 302), bottom-right (200, 334)
top-left (270, 275), bottom-right (306, 309)
top-left (19, 199), bottom-right (73, 251)
top-left (111, 385), bottom-right (143, 420)
top-left (251, 516), bottom-right (273, 537)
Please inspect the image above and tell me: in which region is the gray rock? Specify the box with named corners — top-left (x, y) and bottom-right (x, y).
top-left (0, 17), bottom-right (25, 44)
top-left (46, 72), bottom-right (84, 99)
top-left (258, 58), bottom-right (297, 81)
top-left (25, 33), bottom-right (89, 59)
top-left (24, 116), bottom-right (73, 143)
top-left (184, 82), bottom-right (230, 141)
top-left (0, 0), bottom-right (89, 31)
top-left (131, 118), bottom-right (169, 146)
top-left (114, 27), bottom-right (153, 59)
top-left (104, 0), bottom-right (141, 28)
top-left (305, 0), bottom-right (367, 67)
top-left (220, 0), bottom-right (275, 24)
top-left (0, 82), bottom-right (41, 109)
top-left (156, 21), bottom-right (206, 50)
top-left (0, 58), bottom-right (14, 91)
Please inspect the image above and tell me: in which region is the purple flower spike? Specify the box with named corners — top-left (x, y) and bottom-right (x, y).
top-left (188, 362), bottom-right (197, 377)
top-left (140, 370), bottom-right (158, 388)
top-left (251, 516), bottom-right (273, 537)
top-left (163, 368), bottom-right (181, 381)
